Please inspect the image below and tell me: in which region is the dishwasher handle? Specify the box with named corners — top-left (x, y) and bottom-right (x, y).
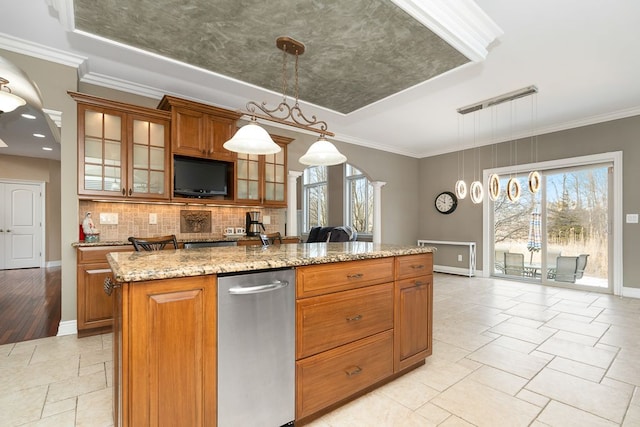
top-left (228, 280), bottom-right (289, 295)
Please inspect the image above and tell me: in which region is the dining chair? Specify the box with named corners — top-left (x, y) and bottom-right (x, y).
top-left (576, 254), bottom-right (589, 279)
top-left (504, 252), bottom-right (525, 276)
top-left (554, 256), bottom-right (579, 283)
top-left (128, 235), bottom-right (178, 251)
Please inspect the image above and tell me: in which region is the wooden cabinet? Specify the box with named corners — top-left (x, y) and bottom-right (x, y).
top-left (158, 95), bottom-right (241, 161)
top-left (114, 275), bottom-right (217, 427)
top-left (76, 245), bottom-right (131, 337)
top-left (71, 92), bottom-right (171, 200)
top-left (394, 253), bottom-right (433, 372)
top-left (236, 134), bottom-right (292, 207)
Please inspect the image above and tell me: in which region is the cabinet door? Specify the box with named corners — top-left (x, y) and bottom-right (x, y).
top-left (128, 115), bottom-right (170, 199)
top-left (172, 107), bottom-right (207, 157)
top-left (263, 142), bottom-right (287, 206)
top-left (78, 105), bottom-right (127, 197)
top-left (394, 275), bottom-right (432, 372)
top-left (77, 263), bottom-right (114, 335)
top-left (125, 276), bottom-right (216, 427)
top-left (236, 152), bottom-right (261, 203)
top-left (206, 116), bottom-right (236, 161)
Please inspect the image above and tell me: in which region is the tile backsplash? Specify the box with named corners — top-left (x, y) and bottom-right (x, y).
top-left (79, 201), bottom-right (286, 242)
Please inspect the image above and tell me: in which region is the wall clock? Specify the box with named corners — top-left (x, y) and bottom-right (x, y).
top-left (434, 191), bottom-right (458, 214)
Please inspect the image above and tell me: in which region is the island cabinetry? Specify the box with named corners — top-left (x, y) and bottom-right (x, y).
top-left (394, 253), bottom-right (433, 372)
top-left (113, 275), bottom-right (217, 427)
top-left (295, 258), bottom-right (395, 420)
top-left (70, 92), bottom-right (171, 200)
top-left (157, 95), bottom-right (241, 161)
top-left (235, 134), bottom-right (292, 207)
top-left (76, 245), bottom-right (131, 337)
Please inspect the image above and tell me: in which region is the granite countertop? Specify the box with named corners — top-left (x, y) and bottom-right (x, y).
top-left (72, 235), bottom-right (300, 247)
top-left (107, 242), bottom-right (435, 283)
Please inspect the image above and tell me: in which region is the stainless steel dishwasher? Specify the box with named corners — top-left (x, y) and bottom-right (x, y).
top-left (217, 268), bottom-right (295, 427)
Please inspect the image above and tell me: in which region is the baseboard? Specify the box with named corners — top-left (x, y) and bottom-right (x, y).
top-left (433, 264), bottom-right (475, 277)
top-left (622, 287), bottom-right (640, 299)
top-left (46, 260), bottom-right (62, 268)
top-left (57, 320), bottom-right (77, 336)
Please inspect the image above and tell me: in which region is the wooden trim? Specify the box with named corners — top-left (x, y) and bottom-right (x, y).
top-left (157, 95), bottom-right (242, 121)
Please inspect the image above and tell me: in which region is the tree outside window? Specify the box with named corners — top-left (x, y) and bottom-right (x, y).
top-left (303, 166), bottom-right (327, 231)
top-left (346, 164), bottom-right (373, 234)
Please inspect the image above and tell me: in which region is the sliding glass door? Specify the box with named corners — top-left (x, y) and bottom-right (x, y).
top-left (492, 162), bottom-right (612, 292)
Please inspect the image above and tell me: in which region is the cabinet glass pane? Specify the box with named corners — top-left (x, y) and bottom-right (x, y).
top-left (84, 138), bottom-right (102, 163)
top-left (274, 183), bottom-right (285, 201)
top-left (248, 181), bottom-right (259, 199)
top-left (149, 147), bottom-right (164, 170)
top-left (104, 166), bottom-right (121, 191)
top-left (237, 159), bottom-right (248, 179)
top-left (150, 171), bottom-right (164, 194)
top-left (149, 123), bottom-right (164, 147)
top-left (133, 144), bottom-right (148, 169)
top-left (84, 111), bottom-right (103, 137)
top-left (133, 120), bottom-right (149, 145)
top-left (265, 182), bottom-right (274, 200)
top-left (275, 164), bottom-right (285, 182)
top-left (104, 141), bottom-right (121, 166)
top-left (84, 164), bottom-right (102, 190)
top-left (275, 149), bottom-right (285, 164)
top-left (133, 169), bottom-right (149, 193)
top-left (248, 161), bottom-right (259, 179)
top-left (237, 180), bottom-right (248, 199)
top-left (265, 163), bottom-right (274, 181)
top-left (104, 114), bottom-right (122, 140)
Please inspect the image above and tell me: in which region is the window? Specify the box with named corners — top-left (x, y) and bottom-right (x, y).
top-left (302, 166), bottom-right (328, 231)
top-left (345, 164), bottom-right (373, 234)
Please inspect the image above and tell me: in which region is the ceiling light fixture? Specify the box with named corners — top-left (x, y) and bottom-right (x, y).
top-left (0, 77), bottom-right (26, 114)
top-left (224, 37), bottom-right (346, 165)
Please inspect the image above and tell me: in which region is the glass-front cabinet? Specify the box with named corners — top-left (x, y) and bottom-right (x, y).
top-left (235, 135), bottom-right (291, 207)
top-left (73, 93), bottom-right (171, 200)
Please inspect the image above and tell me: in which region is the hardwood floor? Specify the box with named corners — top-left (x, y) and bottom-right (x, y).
top-left (0, 267), bottom-right (61, 345)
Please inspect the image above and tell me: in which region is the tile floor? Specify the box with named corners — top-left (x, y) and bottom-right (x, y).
top-left (2, 273), bottom-right (639, 426)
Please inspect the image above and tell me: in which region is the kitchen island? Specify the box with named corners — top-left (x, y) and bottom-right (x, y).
top-left (107, 242), bottom-right (434, 426)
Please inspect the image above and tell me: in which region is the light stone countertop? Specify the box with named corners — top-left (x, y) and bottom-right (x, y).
top-left (107, 242), bottom-right (434, 283)
top-left (72, 235), bottom-right (300, 247)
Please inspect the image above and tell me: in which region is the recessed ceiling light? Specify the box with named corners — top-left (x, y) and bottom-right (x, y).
top-left (33, 133), bottom-right (45, 138)
top-left (21, 113), bottom-right (37, 120)
top-left (42, 147), bottom-right (53, 151)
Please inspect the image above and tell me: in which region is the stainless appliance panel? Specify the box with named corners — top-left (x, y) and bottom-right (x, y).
top-left (217, 268), bottom-right (295, 426)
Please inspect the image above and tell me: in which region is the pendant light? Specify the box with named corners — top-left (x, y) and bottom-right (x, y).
top-left (469, 112), bottom-right (484, 204)
top-left (455, 114), bottom-right (467, 199)
top-left (0, 78), bottom-right (26, 114)
top-left (224, 37), bottom-right (346, 165)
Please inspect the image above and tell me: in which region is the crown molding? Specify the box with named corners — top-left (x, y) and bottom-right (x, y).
top-left (390, 0), bottom-right (503, 62)
top-left (0, 32), bottom-right (85, 68)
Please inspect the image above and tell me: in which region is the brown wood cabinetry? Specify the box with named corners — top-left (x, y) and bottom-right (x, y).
top-left (158, 95), bottom-right (241, 161)
top-left (76, 245), bottom-right (131, 337)
top-left (113, 275), bottom-right (217, 427)
top-left (235, 134), bottom-right (292, 207)
top-left (70, 92), bottom-right (171, 200)
top-left (394, 253), bottom-right (433, 371)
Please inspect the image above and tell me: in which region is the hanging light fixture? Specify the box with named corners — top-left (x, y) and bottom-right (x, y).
top-left (224, 37), bottom-right (346, 165)
top-left (0, 77), bottom-right (26, 114)
top-left (454, 114), bottom-right (467, 199)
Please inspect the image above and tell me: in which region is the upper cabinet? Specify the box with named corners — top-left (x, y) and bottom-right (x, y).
top-left (236, 135), bottom-right (292, 207)
top-left (71, 92), bottom-right (171, 200)
top-left (158, 95), bottom-right (241, 161)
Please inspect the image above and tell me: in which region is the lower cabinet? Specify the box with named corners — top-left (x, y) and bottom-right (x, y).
top-left (114, 275), bottom-right (217, 427)
top-left (76, 246), bottom-right (131, 337)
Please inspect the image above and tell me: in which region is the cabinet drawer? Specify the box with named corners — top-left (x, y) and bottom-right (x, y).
top-left (395, 253), bottom-right (433, 280)
top-left (77, 245), bottom-right (132, 264)
top-left (297, 283), bottom-right (393, 359)
top-left (297, 258), bottom-right (394, 298)
top-left (296, 330), bottom-right (393, 420)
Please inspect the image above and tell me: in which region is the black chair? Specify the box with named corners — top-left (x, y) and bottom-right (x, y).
top-left (128, 235), bottom-right (178, 251)
top-left (306, 226), bottom-right (357, 243)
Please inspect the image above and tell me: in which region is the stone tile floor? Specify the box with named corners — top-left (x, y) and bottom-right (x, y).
top-left (1, 274), bottom-right (639, 426)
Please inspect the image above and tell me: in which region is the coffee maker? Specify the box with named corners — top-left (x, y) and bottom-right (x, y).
top-left (246, 211), bottom-right (265, 236)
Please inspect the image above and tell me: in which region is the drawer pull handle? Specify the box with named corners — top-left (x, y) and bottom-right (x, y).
top-left (411, 264), bottom-right (425, 270)
top-left (415, 280), bottom-right (426, 287)
top-left (346, 314), bottom-right (362, 322)
top-left (345, 366), bottom-right (362, 377)
top-left (347, 273), bottom-right (363, 279)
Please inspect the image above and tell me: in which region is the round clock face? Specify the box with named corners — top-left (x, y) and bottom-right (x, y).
top-left (435, 191), bottom-right (458, 214)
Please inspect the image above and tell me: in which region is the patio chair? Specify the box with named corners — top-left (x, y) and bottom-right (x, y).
top-left (504, 252), bottom-right (525, 276)
top-left (495, 250), bottom-right (508, 273)
top-left (576, 254), bottom-right (589, 279)
top-left (554, 256), bottom-right (579, 283)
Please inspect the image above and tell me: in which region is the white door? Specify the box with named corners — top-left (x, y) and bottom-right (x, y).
top-left (1, 182), bottom-right (42, 269)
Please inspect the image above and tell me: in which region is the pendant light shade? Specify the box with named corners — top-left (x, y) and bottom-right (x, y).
top-left (299, 135), bottom-right (347, 166)
top-left (0, 78), bottom-right (26, 114)
top-left (223, 118), bottom-right (281, 155)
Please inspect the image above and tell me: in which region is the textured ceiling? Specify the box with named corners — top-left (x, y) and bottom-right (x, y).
top-left (73, 0), bottom-right (469, 114)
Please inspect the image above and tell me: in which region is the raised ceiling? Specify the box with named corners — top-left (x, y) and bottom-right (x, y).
top-left (74, 0), bottom-right (469, 114)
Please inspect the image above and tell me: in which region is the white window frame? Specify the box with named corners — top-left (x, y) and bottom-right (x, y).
top-left (302, 166), bottom-right (328, 232)
top-left (344, 164), bottom-right (374, 237)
